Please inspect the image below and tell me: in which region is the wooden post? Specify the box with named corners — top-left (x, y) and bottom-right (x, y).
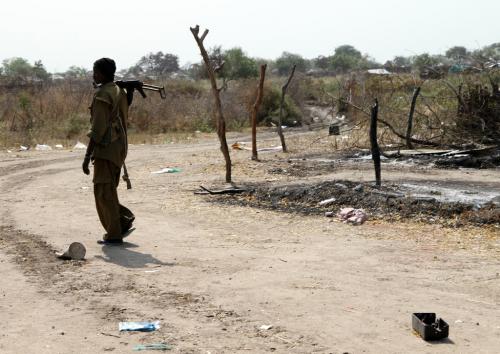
top-left (370, 99), bottom-right (381, 187)
top-left (277, 64), bottom-right (296, 153)
top-left (406, 86), bottom-right (421, 149)
top-left (190, 25), bottom-right (232, 183)
top-left (251, 64), bottom-right (267, 161)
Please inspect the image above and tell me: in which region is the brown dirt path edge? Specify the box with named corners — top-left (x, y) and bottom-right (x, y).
top-left (0, 136), bottom-right (499, 353)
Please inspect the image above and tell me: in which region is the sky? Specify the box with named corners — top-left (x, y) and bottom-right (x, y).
top-left (2, 0), bottom-right (499, 72)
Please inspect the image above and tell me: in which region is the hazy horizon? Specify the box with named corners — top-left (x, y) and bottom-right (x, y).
top-left (2, 0), bottom-right (499, 72)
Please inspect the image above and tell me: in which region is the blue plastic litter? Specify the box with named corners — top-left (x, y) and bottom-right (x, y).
top-left (119, 321), bottom-right (160, 332)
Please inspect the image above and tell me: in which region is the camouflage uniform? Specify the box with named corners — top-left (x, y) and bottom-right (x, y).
top-left (88, 82), bottom-right (134, 241)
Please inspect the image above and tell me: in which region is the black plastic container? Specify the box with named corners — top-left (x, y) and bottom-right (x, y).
top-left (412, 313), bottom-right (449, 341)
top-left (329, 124), bottom-right (340, 136)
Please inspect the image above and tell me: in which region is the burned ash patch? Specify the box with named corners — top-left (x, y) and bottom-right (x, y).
top-left (214, 181), bottom-right (500, 226)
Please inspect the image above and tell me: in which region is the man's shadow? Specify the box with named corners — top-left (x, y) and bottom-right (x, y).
top-left (95, 242), bottom-right (175, 269)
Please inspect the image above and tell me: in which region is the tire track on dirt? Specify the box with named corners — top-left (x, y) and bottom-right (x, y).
top-left (0, 153), bottom-right (321, 353)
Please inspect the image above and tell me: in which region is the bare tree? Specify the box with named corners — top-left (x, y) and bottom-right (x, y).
top-left (251, 64), bottom-right (267, 161)
top-left (406, 86), bottom-right (421, 149)
top-left (190, 25), bottom-right (232, 183)
top-left (277, 64), bottom-right (296, 153)
top-left (370, 99), bottom-right (381, 187)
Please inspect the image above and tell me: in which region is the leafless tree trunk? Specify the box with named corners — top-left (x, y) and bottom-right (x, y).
top-left (370, 99), bottom-right (381, 187)
top-left (190, 25), bottom-right (232, 183)
top-left (277, 65), bottom-right (296, 153)
top-left (406, 86), bottom-right (421, 149)
top-left (251, 64), bottom-right (267, 161)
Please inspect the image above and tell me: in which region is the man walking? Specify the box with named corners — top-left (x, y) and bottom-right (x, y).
top-left (82, 58), bottom-right (134, 244)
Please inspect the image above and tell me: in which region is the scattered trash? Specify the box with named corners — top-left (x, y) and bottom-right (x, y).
top-left (73, 141), bottom-right (87, 150)
top-left (133, 343), bottom-right (172, 351)
top-left (353, 184), bottom-right (364, 192)
top-left (144, 270), bottom-right (160, 273)
top-left (454, 320), bottom-right (463, 324)
top-left (318, 198), bottom-right (336, 206)
top-left (412, 313), bottom-right (449, 341)
top-left (329, 124), bottom-right (340, 136)
top-left (119, 321), bottom-right (160, 332)
top-left (57, 242), bottom-right (86, 260)
top-left (35, 144), bottom-right (52, 151)
top-left (7, 150), bottom-right (12, 153)
top-left (231, 142), bottom-right (249, 150)
top-left (55, 144), bottom-right (64, 149)
top-left (259, 325), bottom-right (273, 330)
top-left (325, 211), bottom-right (335, 217)
top-left (337, 208), bottom-right (368, 225)
top-left (19, 145), bottom-right (29, 151)
top-left (195, 186), bottom-right (246, 195)
top-left (151, 167), bottom-right (181, 174)
top-left (334, 183), bottom-right (348, 189)
top-left (231, 142), bottom-right (282, 153)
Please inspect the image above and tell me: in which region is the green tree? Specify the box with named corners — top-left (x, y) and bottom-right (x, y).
top-left (475, 42), bottom-right (500, 61)
top-left (275, 52), bottom-right (308, 75)
top-left (445, 46), bottom-right (469, 60)
top-left (65, 66), bottom-right (89, 79)
top-left (412, 53), bottom-right (439, 72)
top-left (2, 57), bottom-right (33, 81)
top-left (32, 60), bottom-right (50, 81)
top-left (222, 47), bottom-right (258, 80)
top-left (313, 55), bottom-right (331, 70)
top-left (131, 51), bottom-right (180, 77)
top-left (392, 56), bottom-right (412, 67)
top-left (329, 45), bottom-right (363, 73)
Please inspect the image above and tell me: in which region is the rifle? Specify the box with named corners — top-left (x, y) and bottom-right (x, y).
top-left (113, 80), bottom-right (165, 189)
top-left (115, 80), bottom-right (166, 105)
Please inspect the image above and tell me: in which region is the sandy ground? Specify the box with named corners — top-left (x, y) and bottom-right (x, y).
top-left (0, 131), bottom-right (499, 353)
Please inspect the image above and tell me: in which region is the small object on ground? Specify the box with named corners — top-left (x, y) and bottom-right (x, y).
top-left (133, 343), bottom-right (172, 351)
top-left (73, 141), bottom-right (87, 150)
top-left (19, 145), bottom-right (29, 151)
top-left (329, 124), bottom-right (340, 136)
top-left (318, 198), bottom-right (336, 206)
top-left (259, 325), bottom-right (273, 330)
top-left (334, 183), bottom-right (348, 189)
top-left (55, 144), bottom-right (64, 149)
top-left (7, 150), bottom-right (12, 153)
top-left (195, 186), bottom-right (246, 195)
top-left (119, 321), bottom-right (161, 332)
top-left (231, 142), bottom-right (282, 153)
top-left (353, 184), bottom-right (364, 192)
top-left (57, 242), bottom-right (86, 260)
top-left (325, 211), bottom-right (335, 217)
top-left (151, 167), bottom-right (181, 174)
top-left (337, 208), bottom-right (368, 225)
top-left (412, 313), bottom-right (449, 341)
top-left (232, 142), bottom-right (249, 150)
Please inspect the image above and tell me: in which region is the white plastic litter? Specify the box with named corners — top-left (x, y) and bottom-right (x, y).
top-left (55, 144), bottom-right (64, 149)
top-left (19, 145), bottom-right (28, 151)
top-left (73, 141), bottom-right (87, 150)
top-left (151, 167), bottom-right (181, 174)
top-left (35, 144), bottom-right (52, 151)
top-left (259, 325), bottom-right (273, 330)
top-left (337, 208), bottom-right (368, 225)
top-left (318, 198), bottom-right (336, 206)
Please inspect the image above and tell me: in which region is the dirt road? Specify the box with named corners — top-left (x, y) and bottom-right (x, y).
top-left (1, 133), bottom-right (499, 353)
